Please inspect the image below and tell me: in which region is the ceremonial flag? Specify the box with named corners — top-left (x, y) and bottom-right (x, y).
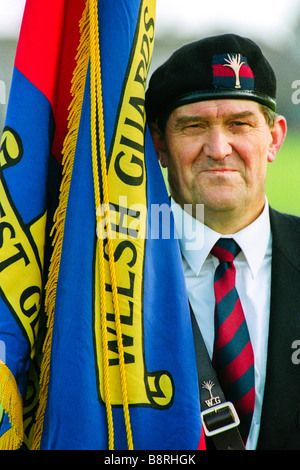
top-left (0, 0), bottom-right (205, 450)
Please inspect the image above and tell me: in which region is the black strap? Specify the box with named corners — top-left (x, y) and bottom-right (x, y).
top-left (190, 308), bottom-right (246, 450)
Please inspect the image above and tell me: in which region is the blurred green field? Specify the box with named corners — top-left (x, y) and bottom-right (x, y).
top-left (266, 131), bottom-right (300, 216)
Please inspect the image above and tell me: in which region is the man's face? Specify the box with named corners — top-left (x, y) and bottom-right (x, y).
top-left (159, 99), bottom-right (285, 227)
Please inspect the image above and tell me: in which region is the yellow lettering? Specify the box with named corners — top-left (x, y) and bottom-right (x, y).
top-left (0, 128), bottom-right (46, 356)
top-left (94, 0), bottom-right (174, 409)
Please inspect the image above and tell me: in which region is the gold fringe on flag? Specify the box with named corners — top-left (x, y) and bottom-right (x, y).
top-left (32, 0), bottom-right (133, 450)
top-left (0, 360), bottom-right (23, 450)
top-left (31, 1), bottom-right (90, 450)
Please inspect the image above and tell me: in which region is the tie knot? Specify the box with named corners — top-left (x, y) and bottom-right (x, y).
top-left (211, 238), bottom-right (241, 263)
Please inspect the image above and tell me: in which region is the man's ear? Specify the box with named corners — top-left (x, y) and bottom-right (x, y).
top-left (149, 122), bottom-right (168, 168)
top-left (267, 115), bottom-right (287, 163)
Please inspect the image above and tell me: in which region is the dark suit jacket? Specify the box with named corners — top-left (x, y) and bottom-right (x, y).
top-left (256, 208), bottom-right (300, 450)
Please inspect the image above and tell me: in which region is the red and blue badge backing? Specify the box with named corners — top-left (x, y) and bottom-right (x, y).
top-left (212, 53), bottom-right (255, 90)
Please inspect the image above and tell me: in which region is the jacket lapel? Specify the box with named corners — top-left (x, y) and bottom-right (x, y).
top-left (257, 208), bottom-right (300, 449)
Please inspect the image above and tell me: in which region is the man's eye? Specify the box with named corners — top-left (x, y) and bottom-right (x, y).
top-left (232, 121), bottom-right (246, 126)
top-left (185, 123), bottom-right (205, 129)
top-left (232, 120), bottom-right (253, 128)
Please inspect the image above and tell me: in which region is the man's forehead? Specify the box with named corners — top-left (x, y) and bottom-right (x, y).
top-left (171, 99), bottom-right (261, 121)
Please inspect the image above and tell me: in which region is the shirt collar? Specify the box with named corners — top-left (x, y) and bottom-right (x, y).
top-left (171, 198), bottom-right (271, 278)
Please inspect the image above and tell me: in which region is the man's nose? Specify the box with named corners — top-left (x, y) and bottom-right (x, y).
top-left (202, 128), bottom-right (232, 160)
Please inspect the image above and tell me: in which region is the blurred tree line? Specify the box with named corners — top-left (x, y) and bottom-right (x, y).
top-left (0, 8), bottom-right (300, 133)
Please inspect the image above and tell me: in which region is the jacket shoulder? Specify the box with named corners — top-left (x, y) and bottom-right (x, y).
top-left (269, 207), bottom-right (300, 225)
top-left (269, 207), bottom-right (300, 267)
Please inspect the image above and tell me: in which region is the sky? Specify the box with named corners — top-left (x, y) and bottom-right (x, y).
top-left (155, 0), bottom-right (300, 48)
top-left (0, 0), bottom-right (299, 46)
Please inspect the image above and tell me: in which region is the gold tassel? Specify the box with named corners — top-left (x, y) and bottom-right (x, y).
top-left (32, 0), bottom-right (134, 450)
top-left (0, 361), bottom-right (23, 450)
top-left (89, 0), bottom-right (133, 450)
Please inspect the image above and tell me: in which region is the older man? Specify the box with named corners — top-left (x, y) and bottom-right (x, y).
top-left (146, 34), bottom-right (300, 450)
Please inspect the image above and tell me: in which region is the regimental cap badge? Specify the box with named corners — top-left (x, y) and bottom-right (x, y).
top-left (212, 52), bottom-right (255, 91)
top-left (223, 53), bottom-right (244, 89)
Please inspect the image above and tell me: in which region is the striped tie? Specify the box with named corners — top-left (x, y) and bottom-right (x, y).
top-left (211, 238), bottom-right (255, 443)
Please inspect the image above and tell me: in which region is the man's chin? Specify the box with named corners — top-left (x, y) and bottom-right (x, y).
top-left (197, 184), bottom-right (244, 210)
top-left (200, 194), bottom-right (241, 213)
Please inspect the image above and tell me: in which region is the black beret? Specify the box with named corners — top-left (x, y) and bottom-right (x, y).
top-left (145, 33), bottom-right (276, 123)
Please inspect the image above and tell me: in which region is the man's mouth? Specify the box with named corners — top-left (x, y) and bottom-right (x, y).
top-left (203, 168), bottom-right (238, 173)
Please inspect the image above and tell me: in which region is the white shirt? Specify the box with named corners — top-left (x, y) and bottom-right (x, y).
top-left (171, 199), bottom-right (272, 450)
